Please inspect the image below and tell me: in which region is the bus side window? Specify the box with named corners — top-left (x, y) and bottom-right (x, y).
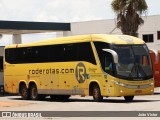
top-left (63, 44), bottom-right (77, 61)
top-left (77, 42), bottom-right (96, 65)
top-left (104, 53), bottom-right (114, 75)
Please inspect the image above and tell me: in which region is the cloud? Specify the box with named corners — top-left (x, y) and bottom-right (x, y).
top-left (39, 0), bottom-right (114, 22)
top-left (0, 0), bottom-right (159, 22)
top-left (0, 0), bottom-right (114, 22)
top-left (146, 0), bottom-right (160, 15)
top-left (0, 35), bottom-right (12, 46)
top-left (0, 0), bottom-right (159, 45)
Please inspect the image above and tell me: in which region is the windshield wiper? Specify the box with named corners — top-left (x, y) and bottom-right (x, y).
top-left (127, 64), bottom-right (137, 80)
top-left (137, 64), bottom-right (147, 78)
top-left (128, 63), bottom-right (146, 79)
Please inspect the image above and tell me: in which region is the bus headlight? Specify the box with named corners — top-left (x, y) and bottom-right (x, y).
top-left (119, 82), bottom-right (126, 87)
top-left (150, 82), bottom-right (154, 85)
top-left (112, 80), bottom-right (126, 87)
top-left (112, 80), bottom-right (154, 89)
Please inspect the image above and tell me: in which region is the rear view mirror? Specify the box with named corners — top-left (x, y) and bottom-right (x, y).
top-left (102, 49), bottom-right (118, 64)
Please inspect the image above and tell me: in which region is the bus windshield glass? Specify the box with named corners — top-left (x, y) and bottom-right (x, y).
top-left (111, 45), bottom-right (153, 80)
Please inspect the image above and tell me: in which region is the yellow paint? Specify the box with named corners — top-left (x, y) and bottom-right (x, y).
top-left (4, 34), bottom-right (154, 97)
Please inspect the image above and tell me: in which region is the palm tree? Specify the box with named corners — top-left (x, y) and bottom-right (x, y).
top-left (111, 0), bottom-right (148, 37)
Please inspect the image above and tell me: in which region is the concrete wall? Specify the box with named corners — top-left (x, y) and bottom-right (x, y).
top-left (12, 34), bottom-right (22, 44)
top-left (68, 19), bottom-right (121, 36)
top-left (138, 15), bottom-right (160, 50)
top-left (67, 15), bottom-right (160, 50)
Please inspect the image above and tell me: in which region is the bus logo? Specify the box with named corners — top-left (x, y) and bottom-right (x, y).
top-left (75, 63), bottom-right (86, 83)
top-left (119, 36), bottom-right (134, 43)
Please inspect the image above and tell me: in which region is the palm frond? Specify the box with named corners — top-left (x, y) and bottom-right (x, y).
top-left (111, 0), bottom-right (148, 36)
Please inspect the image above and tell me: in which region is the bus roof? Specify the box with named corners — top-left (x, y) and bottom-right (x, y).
top-left (5, 34), bottom-right (145, 48)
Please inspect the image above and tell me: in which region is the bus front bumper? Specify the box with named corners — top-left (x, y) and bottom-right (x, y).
top-left (113, 81), bottom-right (154, 96)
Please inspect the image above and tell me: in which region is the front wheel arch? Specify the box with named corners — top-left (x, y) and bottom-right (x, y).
top-left (89, 82), bottom-right (103, 102)
top-left (89, 82), bottom-right (101, 96)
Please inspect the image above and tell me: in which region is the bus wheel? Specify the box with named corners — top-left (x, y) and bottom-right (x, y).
top-left (93, 84), bottom-right (103, 102)
top-left (30, 84), bottom-right (39, 100)
top-left (20, 84), bottom-right (29, 100)
top-left (124, 96), bottom-right (134, 102)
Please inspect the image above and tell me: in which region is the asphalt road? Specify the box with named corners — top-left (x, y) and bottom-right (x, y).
top-left (0, 87), bottom-right (160, 120)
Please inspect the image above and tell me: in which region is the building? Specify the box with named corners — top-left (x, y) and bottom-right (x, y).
top-left (1, 15), bottom-right (160, 50)
top-left (0, 21), bottom-right (71, 88)
top-left (63, 15), bottom-right (160, 50)
top-left (0, 15), bottom-right (160, 87)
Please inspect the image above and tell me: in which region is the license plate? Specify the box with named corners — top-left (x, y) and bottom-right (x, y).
top-left (135, 90), bottom-right (142, 94)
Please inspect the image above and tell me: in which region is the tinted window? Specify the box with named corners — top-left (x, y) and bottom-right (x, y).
top-left (63, 44), bottom-right (77, 61)
top-left (143, 34), bottom-right (154, 43)
top-left (94, 42), bottom-right (110, 67)
top-left (157, 31), bottom-right (160, 40)
top-left (94, 42), bottom-right (110, 54)
top-left (49, 44), bottom-right (63, 62)
top-left (5, 42), bottom-right (96, 65)
top-left (77, 42), bottom-right (96, 64)
top-left (94, 42), bottom-right (114, 74)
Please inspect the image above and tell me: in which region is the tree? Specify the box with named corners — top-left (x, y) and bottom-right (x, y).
top-left (111, 0), bottom-right (148, 37)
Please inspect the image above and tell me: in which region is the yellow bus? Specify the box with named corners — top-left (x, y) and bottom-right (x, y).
top-left (4, 34), bottom-right (155, 102)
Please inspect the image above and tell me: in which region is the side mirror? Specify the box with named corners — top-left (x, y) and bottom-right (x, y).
top-left (149, 49), bottom-right (158, 64)
top-left (102, 49), bottom-right (118, 64)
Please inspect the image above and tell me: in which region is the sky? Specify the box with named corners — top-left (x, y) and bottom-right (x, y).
top-left (0, 0), bottom-right (160, 45)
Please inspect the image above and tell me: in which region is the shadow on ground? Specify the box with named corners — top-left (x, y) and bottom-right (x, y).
top-left (8, 96), bottom-right (160, 104)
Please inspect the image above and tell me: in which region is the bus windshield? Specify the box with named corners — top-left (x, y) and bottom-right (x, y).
top-left (111, 45), bottom-right (153, 80)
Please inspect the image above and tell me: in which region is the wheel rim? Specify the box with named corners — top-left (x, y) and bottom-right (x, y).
top-left (22, 88), bottom-right (27, 98)
top-left (32, 88), bottom-right (37, 99)
top-left (93, 88), bottom-right (99, 98)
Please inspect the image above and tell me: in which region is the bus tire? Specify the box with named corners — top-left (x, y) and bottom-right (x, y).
top-left (20, 84), bottom-right (29, 100)
top-left (30, 84), bottom-right (40, 100)
top-left (93, 84), bottom-right (103, 102)
top-left (124, 96), bottom-right (134, 102)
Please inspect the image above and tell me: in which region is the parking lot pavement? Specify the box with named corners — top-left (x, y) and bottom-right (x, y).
top-left (0, 91), bottom-right (160, 111)
top-left (0, 88), bottom-right (160, 120)
top-left (154, 87), bottom-right (160, 93)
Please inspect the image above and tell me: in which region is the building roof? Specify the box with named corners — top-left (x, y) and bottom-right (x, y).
top-left (0, 20), bottom-right (71, 34)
